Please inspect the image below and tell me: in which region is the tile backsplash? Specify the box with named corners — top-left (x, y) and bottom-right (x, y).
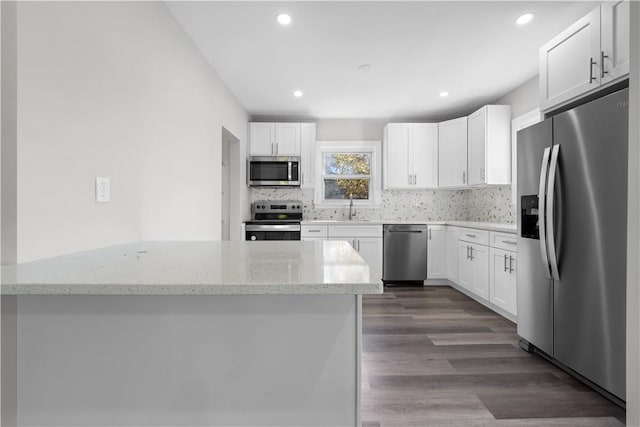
top-left (250, 186), bottom-right (515, 223)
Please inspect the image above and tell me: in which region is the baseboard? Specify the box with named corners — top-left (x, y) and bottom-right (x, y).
top-left (424, 279), bottom-right (450, 286)
top-left (448, 282), bottom-right (517, 323)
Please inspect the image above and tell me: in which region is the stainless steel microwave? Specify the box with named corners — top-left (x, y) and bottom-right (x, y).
top-left (247, 156), bottom-right (301, 187)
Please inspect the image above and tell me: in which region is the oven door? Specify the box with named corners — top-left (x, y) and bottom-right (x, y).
top-left (248, 157), bottom-right (300, 186)
top-left (245, 224), bottom-right (301, 241)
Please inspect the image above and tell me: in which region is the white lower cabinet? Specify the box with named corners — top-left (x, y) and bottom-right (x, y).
top-left (457, 240), bottom-right (489, 300)
top-left (354, 238), bottom-right (384, 282)
top-left (427, 225), bottom-right (446, 279)
top-left (303, 224), bottom-right (383, 282)
top-left (445, 227), bottom-right (459, 283)
top-left (489, 248), bottom-right (517, 316)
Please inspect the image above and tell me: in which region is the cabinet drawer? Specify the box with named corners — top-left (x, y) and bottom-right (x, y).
top-left (328, 225), bottom-right (383, 238)
top-left (490, 231), bottom-right (517, 251)
top-left (301, 225), bottom-right (328, 238)
top-left (458, 228), bottom-right (489, 245)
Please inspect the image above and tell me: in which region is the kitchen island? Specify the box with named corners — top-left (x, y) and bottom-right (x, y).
top-left (1, 241), bottom-right (382, 427)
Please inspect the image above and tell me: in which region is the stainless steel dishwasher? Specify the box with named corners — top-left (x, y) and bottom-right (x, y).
top-left (383, 224), bottom-right (428, 283)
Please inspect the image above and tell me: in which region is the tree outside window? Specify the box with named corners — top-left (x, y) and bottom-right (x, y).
top-left (323, 153), bottom-right (371, 200)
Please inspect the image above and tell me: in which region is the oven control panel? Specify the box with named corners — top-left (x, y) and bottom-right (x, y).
top-left (251, 200), bottom-right (303, 219)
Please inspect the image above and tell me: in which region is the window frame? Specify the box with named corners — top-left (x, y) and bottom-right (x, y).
top-left (314, 141), bottom-right (382, 208)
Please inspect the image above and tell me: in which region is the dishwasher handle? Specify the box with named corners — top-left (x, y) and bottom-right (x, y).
top-left (385, 229), bottom-right (424, 233)
top-left (384, 225), bottom-right (427, 234)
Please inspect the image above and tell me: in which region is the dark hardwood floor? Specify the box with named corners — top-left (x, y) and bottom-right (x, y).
top-left (361, 285), bottom-right (626, 427)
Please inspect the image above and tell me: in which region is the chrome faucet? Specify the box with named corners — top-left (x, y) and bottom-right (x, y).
top-left (348, 194), bottom-right (355, 220)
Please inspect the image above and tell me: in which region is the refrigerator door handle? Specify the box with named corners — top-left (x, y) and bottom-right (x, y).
top-left (539, 147), bottom-right (552, 279)
top-left (546, 144), bottom-right (561, 281)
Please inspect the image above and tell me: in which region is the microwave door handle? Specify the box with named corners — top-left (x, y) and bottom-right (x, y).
top-left (288, 162), bottom-right (292, 181)
top-left (538, 147), bottom-right (552, 279)
top-left (547, 144), bottom-right (560, 281)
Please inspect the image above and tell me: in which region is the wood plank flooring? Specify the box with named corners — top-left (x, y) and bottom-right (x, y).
top-left (361, 285), bottom-right (625, 427)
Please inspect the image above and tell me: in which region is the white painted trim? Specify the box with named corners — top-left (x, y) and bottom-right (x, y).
top-left (627, 1), bottom-right (639, 423)
top-left (510, 108), bottom-right (542, 207)
top-left (355, 294), bottom-right (362, 427)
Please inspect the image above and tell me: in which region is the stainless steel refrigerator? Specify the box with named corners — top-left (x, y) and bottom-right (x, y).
top-left (517, 88), bottom-right (628, 402)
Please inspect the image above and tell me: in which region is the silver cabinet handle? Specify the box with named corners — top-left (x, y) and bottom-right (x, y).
top-left (466, 234), bottom-right (476, 238)
top-left (509, 255), bottom-right (514, 274)
top-left (504, 254), bottom-right (508, 272)
top-left (466, 245), bottom-right (470, 260)
top-left (428, 229), bottom-right (432, 240)
top-left (538, 147), bottom-right (552, 279)
top-left (601, 51), bottom-right (609, 79)
top-left (469, 246), bottom-right (474, 261)
top-left (307, 229), bottom-right (321, 233)
top-left (502, 240), bottom-right (516, 245)
top-left (589, 57), bottom-right (597, 83)
top-left (414, 174), bottom-right (417, 185)
top-left (462, 171), bottom-right (466, 184)
top-left (547, 144), bottom-right (560, 281)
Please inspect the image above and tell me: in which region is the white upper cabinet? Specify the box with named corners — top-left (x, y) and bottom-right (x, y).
top-left (412, 124), bottom-right (439, 188)
top-left (249, 122), bottom-right (276, 156)
top-left (601, 0), bottom-right (630, 84)
top-left (300, 123), bottom-right (316, 189)
top-left (467, 105), bottom-right (512, 186)
top-left (249, 122), bottom-right (301, 156)
top-left (539, 3), bottom-right (629, 111)
top-left (438, 117), bottom-right (468, 188)
top-left (383, 123), bottom-right (438, 190)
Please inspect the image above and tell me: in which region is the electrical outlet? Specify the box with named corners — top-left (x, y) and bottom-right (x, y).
top-left (95, 177), bottom-right (110, 203)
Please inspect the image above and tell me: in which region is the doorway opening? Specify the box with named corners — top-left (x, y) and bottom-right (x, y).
top-left (221, 127), bottom-right (240, 241)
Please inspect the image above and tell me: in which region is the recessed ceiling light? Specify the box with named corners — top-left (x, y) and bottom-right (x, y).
top-left (440, 91), bottom-right (449, 98)
top-left (293, 90), bottom-right (303, 98)
top-left (277, 13), bottom-right (292, 26)
top-left (358, 64), bottom-right (372, 73)
top-left (516, 13), bottom-right (534, 26)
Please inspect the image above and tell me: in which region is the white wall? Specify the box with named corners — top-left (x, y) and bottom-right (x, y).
top-left (14, 1), bottom-right (249, 262)
top-left (627, 1), bottom-right (640, 425)
top-left (1, 0), bottom-right (16, 265)
top-left (492, 75), bottom-right (539, 118)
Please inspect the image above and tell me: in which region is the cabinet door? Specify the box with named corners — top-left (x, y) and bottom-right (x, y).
top-left (412, 124), bottom-right (438, 188)
top-left (357, 238), bottom-right (383, 282)
top-left (427, 226), bottom-right (446, 279)
top-left (539, 7), bottom-right (601, 111)
top-left (470, 244), bottom-right (490, 300)
top-left (457, 241), bottom-right (473, 291)
top-left (446, 227), bottom-right (459, 283)
top-left (438, 117), bottom-right (468, 188)
top-left (467, 107), bottom-right (487, 186)
top-left (249, 122), bottom-right (275, 155)
top-left (490, 248), bottom-right (517, 316)
top-left (275, 123), bottom-right (301, 156)
top-left (384, 124), bottom-right (412, 189)
top-left (601, 0), bottom-right (630, 84)
top-left (300, 123), bottom-right (316, 189)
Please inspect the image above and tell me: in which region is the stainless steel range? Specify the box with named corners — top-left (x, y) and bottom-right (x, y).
top-left (245, 200), bottom-right (303, 241)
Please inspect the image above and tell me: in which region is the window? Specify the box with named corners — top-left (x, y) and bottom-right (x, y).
top-left (314, 141), bottom-right (381, 207)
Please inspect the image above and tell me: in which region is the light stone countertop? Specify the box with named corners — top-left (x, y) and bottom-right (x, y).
top-left (301, 220), bottom-right (516, 234)
top-left (1, 241), bottom-right (383, 296)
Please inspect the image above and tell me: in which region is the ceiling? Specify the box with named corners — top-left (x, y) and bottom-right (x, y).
top-left (166, 1), bottom-right (596, 121)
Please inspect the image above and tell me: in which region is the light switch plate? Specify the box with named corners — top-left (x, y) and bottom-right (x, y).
top-left (95, 177), bottom-right (110, 203)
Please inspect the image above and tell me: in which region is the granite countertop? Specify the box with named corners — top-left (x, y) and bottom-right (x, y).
top-left (1, 241), bottom-right (383, 296)
top-left (301, 220), bottom-right (516, 234)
